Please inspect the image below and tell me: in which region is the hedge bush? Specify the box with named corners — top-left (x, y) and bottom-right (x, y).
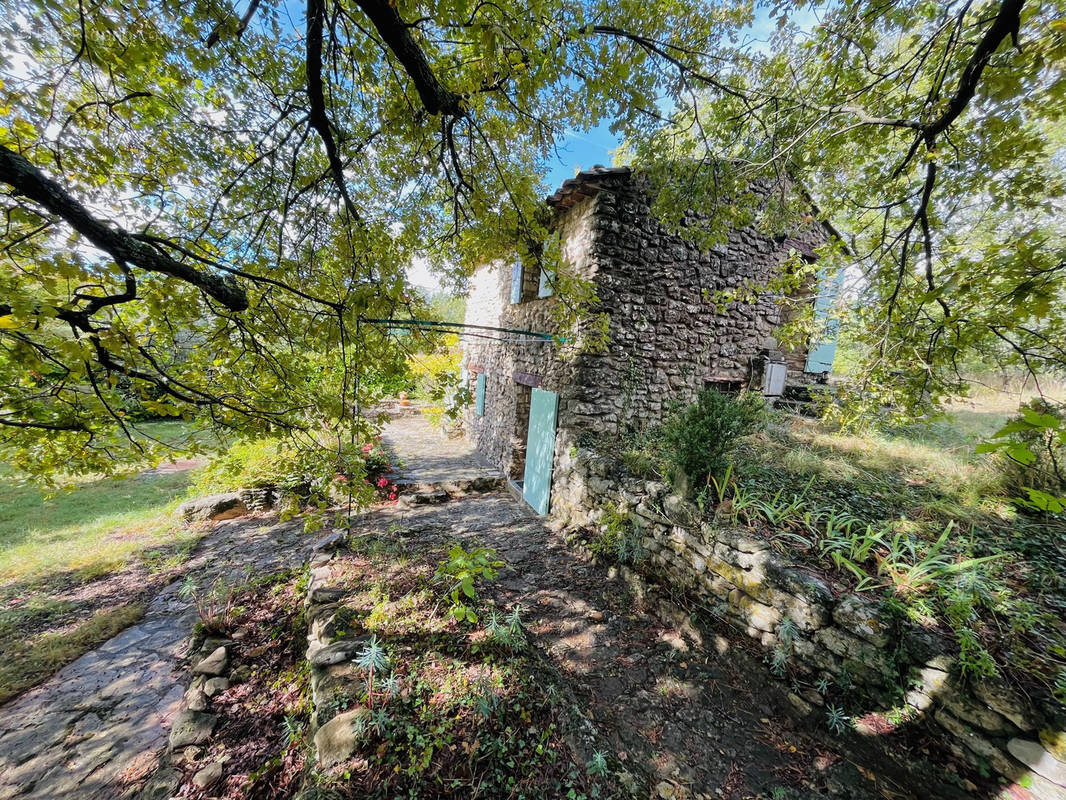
top-left (660, 388), bottom-right (765, 496)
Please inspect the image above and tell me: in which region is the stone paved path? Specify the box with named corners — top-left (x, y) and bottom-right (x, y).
top-left (381, 414), bottom-right (501, 488)
top-left (0, 515), bottom-right (318, 800)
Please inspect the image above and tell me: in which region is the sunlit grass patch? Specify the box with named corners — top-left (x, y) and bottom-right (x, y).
top-left (0, 470), bottom-right (196, 585)
top-left (0, 603), bottom-right (145, 705)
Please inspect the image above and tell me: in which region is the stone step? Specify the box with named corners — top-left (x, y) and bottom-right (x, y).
top-left (393, 474), bottom-right (505, 498)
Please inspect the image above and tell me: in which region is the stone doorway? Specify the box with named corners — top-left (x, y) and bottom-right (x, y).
top-left (508, 382), bottom-right (532, 483)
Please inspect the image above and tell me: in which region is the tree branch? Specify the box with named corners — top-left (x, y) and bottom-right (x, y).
top-left (206, 0), bottom-right (262, 47)
top-left (0, 416), bottom-right (89, 432)
top-left (351, 0), bottom-right (465, 116)
top-left (924, 0), bottom-right (1024, 139)
top-left (306, 0), bottom-right (360, 217)
top-left (0, 145), bottom-right (248, 312)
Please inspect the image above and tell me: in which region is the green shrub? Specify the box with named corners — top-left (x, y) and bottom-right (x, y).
top-left (194, 438), bottom-right (289, 492)
top-left (434, 543), bottom-right (504, 624)
top-left (660, 388), bottom-right (765, 496)
top-left (193, 436), bottom-right (389, 528)
top-left (362, 370), bottom-right (416, 399)
top-left (588, 503), bottom-right (644, 564)
top-left (989, 398), bottom-right (1066, 505)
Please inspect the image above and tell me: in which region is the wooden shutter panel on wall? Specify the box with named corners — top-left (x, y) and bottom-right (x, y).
top-left (510, 259), bottom-right (523, 304)
top-left (475, 373), bottom-right (486, 415)
top-left (805, 268), bottom-right (843, 373)
top-left (538, 267), bottom-right (554, 298)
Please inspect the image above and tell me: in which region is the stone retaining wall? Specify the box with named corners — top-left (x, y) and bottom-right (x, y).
top-left (552, 447), bottom-right (1066, 800)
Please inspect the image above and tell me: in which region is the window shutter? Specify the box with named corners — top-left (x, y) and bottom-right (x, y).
top-left (475, 373), bottom-right (486, 416)
top-left (538, 267), bottom-right (554, 298)
top-left (510, 259), bottom-right (523, 304)
top-left (805, 269), bottom-right (843, 373)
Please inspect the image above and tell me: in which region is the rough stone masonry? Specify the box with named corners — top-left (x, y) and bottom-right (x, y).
top-left (462, 166), bottom-right (832, 486)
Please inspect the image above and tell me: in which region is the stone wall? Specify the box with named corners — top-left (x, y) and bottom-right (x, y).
top-left (552, 447), bottom-right (1066, 800)
top-left (561, 171), bottom-right (828, 436)
top-left (462, 192), bottom-right (598, 479)
top-left (463, 169), bottom-right (830, 483)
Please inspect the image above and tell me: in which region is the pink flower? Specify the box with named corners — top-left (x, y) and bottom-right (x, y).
top-left (333, 473), bottom-right (348, 483)
top-left (362, 444), bottom-right (373, 453)
top-left (376, 477), bottom-right (389, 489)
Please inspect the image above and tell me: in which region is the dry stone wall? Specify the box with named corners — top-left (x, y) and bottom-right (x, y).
top-left (552, 447), bottom-right (1066, 800)
top-left (562, 172), bottom-right (828, 436)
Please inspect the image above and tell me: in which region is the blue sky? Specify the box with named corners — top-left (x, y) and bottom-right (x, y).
top-left (541, 4), bottom-right (821, 190)
top-left (543, 119), bottom-right (620, 189)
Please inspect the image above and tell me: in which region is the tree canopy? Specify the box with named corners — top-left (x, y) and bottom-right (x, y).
top-left (1, 0), bottom-right (1064, 478)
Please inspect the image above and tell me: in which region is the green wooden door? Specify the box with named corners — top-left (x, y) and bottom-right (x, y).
top-left (475, 373), bottom-right (486, 415)
top-left (522, 388), bottom-right (558, 515)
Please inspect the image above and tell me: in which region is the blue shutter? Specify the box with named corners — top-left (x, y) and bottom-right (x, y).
top-left (522, 389), bottom-right (558, 515)
top-left (538, 267), bottom-right (554, 298)
top-left (510, 259), bottom-right (523, 304)
top-left (475, 373), bottom-right (486, 416)
top-left (805, 269), bottom-right (843, 374)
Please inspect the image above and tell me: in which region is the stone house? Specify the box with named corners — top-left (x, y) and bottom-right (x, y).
top-left (461, 166), bottom-right (838, 515)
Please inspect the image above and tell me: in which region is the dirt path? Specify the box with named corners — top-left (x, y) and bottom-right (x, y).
top-left (352, 493), bottom-right (850, 798)
top-left (0, 516), bottom-right (318, 800)
top-left (362, 416), bottom-right (973, 799)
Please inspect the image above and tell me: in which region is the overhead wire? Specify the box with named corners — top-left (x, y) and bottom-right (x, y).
top-left (360, 316), bottom-right (559, 344)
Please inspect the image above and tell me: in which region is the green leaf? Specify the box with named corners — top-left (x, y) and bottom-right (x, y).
top-left (1005, 443), bottom-right (1037, 466)
top-left (1021, 488), bottom-right (1065, 513)
top-left (1020, 409), bottom-right (1061, 430)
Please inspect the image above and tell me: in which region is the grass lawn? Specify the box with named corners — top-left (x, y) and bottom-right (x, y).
top-left (730, 400), bottom-right (1066, 694)
top-left (0, 420), bottom-right (218, 704)
top-left (0, 469), bottom-right (197, 585)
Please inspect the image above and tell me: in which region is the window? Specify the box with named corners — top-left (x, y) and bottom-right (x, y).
top-left (475, 373), bottom-right (486, 416)
top-left (538, 266), bottom-right (554, 298)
